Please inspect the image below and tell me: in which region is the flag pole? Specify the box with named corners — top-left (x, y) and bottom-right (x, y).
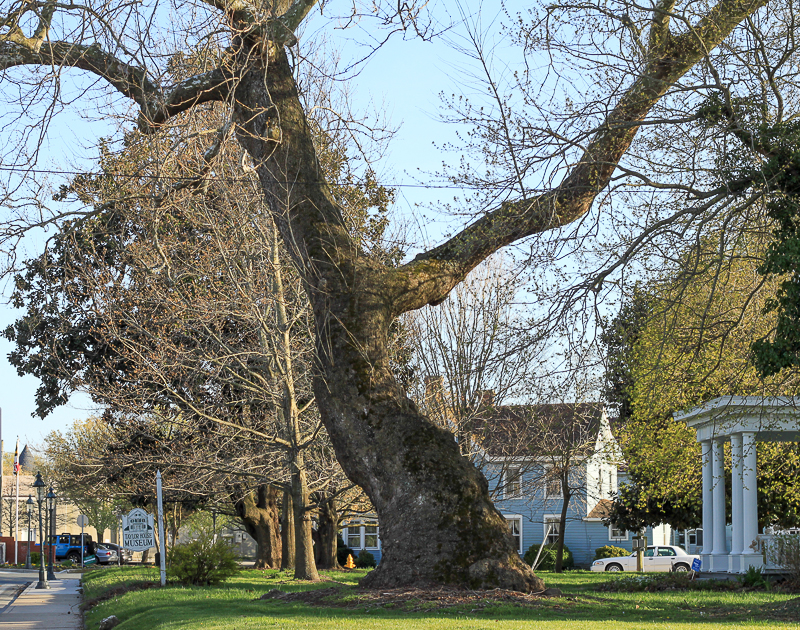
top-left (14, 437), bottom-right (19, 565)
top-left (0, 407), bottom-right (3, 539)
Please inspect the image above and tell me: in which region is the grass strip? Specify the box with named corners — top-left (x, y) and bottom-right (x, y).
top-left (82, 566), bottom-right (800, 630)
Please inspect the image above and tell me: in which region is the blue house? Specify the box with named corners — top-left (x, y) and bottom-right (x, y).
top-left (338, 401), bottom-right (672, 568)
top-left (471, 402), bottom-right (670, 568)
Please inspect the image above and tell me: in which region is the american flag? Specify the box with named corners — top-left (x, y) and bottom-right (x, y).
top-left (13, 438), bottom-right (20, 474)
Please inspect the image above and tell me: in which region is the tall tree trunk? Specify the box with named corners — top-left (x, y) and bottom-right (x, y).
top-left (281, 488), bottom-right (295, 571)
top-left (555, 483), bottom-right (571, 574)
top-left (233, 484), bottom-right (281, 569)
top-left (233, 45), bottom-right (542, 592)
top-left (291, 452), bottom-right (319, 581)
top-left (315, 492), bottom-right (340, 570)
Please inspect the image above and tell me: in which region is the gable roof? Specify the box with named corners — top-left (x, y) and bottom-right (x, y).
top-left (468, 402), bottom-right (606, 458)
top-left (587, 498), bottom-right (614, 519)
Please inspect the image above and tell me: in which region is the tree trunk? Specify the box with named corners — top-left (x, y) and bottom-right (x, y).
top-left (291, 453), bottom-right (319, 581)
top-left (233, 45), bottom-right (542, 592)
top-left (555, 484), bottom-right (571, 574)
top-left (233, 484), bottom-right (281, 569)
top-left (280, 488), bottom-right (295, 571)
top-left (315, 492), bottom-right (340, 570)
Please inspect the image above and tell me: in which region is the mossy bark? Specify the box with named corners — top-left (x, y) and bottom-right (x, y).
top-left (280, 489), bottom-right (295, 571)
top-left (231, 45), bottom-right (542, 591)
top-left (315, 492), bottom-right (340, 570)
top-left (233, 484), bottom-right (281, 570)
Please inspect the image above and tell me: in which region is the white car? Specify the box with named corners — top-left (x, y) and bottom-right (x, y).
top-left (590, 545), bottom-right (700, 572)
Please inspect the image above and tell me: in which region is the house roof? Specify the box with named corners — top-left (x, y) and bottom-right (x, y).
top-left (586, 498), bottom-right (614, 519)
top-left (468, 402), bottom-right (606, 458)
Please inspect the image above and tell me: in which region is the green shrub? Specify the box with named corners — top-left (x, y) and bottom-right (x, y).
top-left (739, 565), bottom-right (768, 589)
top-left (30, 552), bottom-right (41, 566)
top-left (167, 531), bottom-right (239, 585)
top-left (355, 550), bottom-right (376, 568)
top-left (593, 545), bottom-right (629, 561)
top-left (61, 559), bottom-right (73, 568)
top-left (524, 543), bottom-right (574, 571)
top-left (764, 533), bottom-right (800, 586)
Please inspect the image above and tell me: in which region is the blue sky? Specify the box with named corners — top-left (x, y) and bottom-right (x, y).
top-left (0, 1), bottom-right (540, 450)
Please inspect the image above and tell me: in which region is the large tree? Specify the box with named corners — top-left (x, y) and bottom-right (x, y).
top-left (0, 0), bottom-right (785, 589)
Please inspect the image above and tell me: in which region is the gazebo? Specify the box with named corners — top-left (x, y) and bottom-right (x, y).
top-left (674, 396), bottom-right (800, 573)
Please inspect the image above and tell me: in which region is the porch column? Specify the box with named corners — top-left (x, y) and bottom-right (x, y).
top-left (700, 439), bottom-right (713, 558)
top-left (742, 432), bottom-right (759, 555)
top-left (711, 438), bottom-right (727, 568)
top-left (729, 433), bottom-right (744, 572)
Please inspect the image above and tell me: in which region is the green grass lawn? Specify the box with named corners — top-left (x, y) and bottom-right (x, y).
top-left (82, 567), bottom-right (800, 630)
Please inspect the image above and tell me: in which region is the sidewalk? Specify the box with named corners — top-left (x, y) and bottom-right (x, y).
top-left (1, 573), bottom-right (82, 630)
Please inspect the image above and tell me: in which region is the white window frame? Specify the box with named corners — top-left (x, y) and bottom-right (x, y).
top-left (608, 524), bottom-right (628, 541)
top-left (342, 520), bottom-right (381, 550)
top-left (502, 466), bottom-right (522, 499)
top-left (505, 515), bottom-right (523, 554)
top-left (544, 515), bottom-right (561, 545)
top-left (544, 467), bottom-right (563, 499)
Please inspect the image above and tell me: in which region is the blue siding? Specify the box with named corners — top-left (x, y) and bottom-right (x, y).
top-left (488, 462), bottom-right (642, 568)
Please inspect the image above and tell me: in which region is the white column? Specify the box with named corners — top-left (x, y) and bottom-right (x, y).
top-left (700, 440), bottom-right (713, 556)
top-left (711, 438), bottom-right (727, 560)
top-left (730, 434), bottom-right (743, 556)
top-left (742, 432), bottom-right (759, 554)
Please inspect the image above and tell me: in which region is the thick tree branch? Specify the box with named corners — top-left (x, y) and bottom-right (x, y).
top-left (391, 0), bottom-right (767, 315)
top-left (0, 39), bottom-right (235, 132)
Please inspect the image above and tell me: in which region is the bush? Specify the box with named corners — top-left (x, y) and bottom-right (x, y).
top-left (355, 550), bottom-right (376, 568)
top-left (593, 545), bottom-right (629, 561)
top-left (523, 543), bottom-right (574, 571)
top-left (739, 565), bottom-right (768, 589)
top-left (167, 531), bottom-right (239, 585)
top-left (765, 533), bottom-right (800, 586)
top-left (30, 552), bottom-right (41, 566)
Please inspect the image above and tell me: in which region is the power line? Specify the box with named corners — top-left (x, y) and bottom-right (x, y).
top-left (0, 165), bottom-right (509, 191)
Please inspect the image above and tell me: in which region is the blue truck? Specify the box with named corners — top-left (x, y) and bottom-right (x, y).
top-left (48, 533), bottom-right (96, 563)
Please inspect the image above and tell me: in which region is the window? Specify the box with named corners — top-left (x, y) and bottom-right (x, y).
top-left (347, 526), bottom-right (361, 549)
top-left (343, 521), bottom-right (380, 550)
top-left (364, 524), bottom-right (379, 549)
top-left (545, 470), bottom-right (562, 498)
top-left (544, 516), bottom-right (560, 545)
top-left (609, 525), bottom-right (628, 541)
top-left (657, 547), bottom-right (676, 557)
top-left (506, 517), bottom-right (522, 554)
top-left (644, 547), bottom-right (655, 557)
top-left (504, 467), bottom-right (521, 499)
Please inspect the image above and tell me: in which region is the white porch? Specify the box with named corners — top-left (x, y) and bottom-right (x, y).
top-left (674, 396), bottom-right (800, 573)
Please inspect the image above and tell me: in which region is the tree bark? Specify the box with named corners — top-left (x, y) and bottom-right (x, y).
top-left (315, 492), bottom-right (341, 570)
top-left (291, 452), bottom-right (319, 580)
top-left (280, 488), bottom-right (295, 571)
top-left (233, 484), bottom-right (282, 569)
top-left (232, 44), bottom-right (543, 591)
top-left (555, 481), bottom-right (572, 574)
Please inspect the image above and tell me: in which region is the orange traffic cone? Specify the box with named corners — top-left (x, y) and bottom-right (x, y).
top-left (344, 553), bottom-right (356, 569)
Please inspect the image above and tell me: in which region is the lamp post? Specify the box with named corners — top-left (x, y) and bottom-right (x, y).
top-left (25, 496), bottom-right (34, 569)
top-left (33, 472), bottom-right (48, 589)
top-left (46, 488), bottom-right (57, 581)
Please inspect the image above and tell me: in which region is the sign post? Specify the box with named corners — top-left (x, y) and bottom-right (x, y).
top-left (156, 470), bottom-right (166, 586)
top-left (77, 514), bottom-right (89, 567)
top-left (122, 508), bottom-right (156, 560)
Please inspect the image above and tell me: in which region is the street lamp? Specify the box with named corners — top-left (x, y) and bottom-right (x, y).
top-left (33, 472), bottom-right (48, 589)
top-left (46, 487), bottom-right (57, 581)
top-left (25, 496), bottom-right (34, 570)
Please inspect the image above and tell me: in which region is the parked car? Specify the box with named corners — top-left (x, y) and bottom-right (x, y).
top-left (48, 533), bottom-right (96, 563)
top-left (590, 545), bottom-right (700, 572)
top-left (95, 543), bottom-right (119, 565)
top-left (100, 543), bottom-right (133, 564)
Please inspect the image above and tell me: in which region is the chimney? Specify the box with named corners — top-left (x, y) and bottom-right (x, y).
top-left (478, 390), bottom-right (495, 407)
